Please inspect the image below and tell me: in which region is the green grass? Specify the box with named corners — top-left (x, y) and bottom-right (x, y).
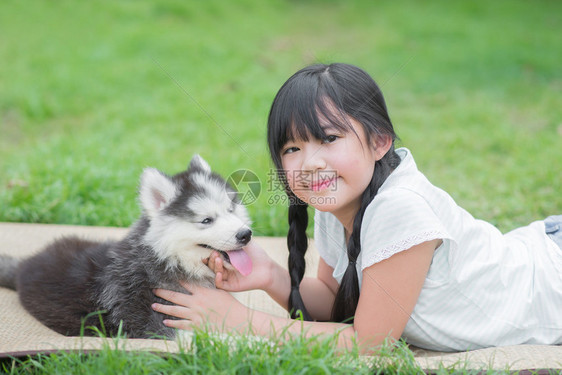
top-left (2, 325), bottom-right (546, 374)
top-left (2, 327), bottom-right (427, 375)
top-left (1, 0), bottom-right (560, 236)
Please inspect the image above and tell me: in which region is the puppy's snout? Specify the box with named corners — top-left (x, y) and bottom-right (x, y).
top-left (236, 228), bottom-right (252, 245)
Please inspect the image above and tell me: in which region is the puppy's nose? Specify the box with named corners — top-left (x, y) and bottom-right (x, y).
top-left (236, 228), bottom-right (252, 245)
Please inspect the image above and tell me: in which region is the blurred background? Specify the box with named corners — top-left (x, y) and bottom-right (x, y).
top-left (1, 0), bottom-right (560, 237)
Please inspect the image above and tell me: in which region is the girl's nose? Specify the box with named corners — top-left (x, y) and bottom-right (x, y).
top-left (301, 146), bottom-right (327, 172)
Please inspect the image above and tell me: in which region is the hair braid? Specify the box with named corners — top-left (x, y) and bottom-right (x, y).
top-left (331, 149), bottom-right (401, 323)
top-left (287, 198), bottom-right (313, 320)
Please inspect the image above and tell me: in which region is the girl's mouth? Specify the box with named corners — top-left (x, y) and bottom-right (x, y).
top-left (310, 177), bottom-right (337, 192)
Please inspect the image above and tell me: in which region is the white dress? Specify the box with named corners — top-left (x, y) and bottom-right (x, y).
top-left (314, 148), bottom-right (562, 351)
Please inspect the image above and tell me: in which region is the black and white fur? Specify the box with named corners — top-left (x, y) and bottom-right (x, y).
top-left (0, 155), bottom-right (252, 339)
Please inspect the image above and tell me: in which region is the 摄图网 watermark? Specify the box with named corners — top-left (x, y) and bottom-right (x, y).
top-left (226, 169), bottom-right (338, 206)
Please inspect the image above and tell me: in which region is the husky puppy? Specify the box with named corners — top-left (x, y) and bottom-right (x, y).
top-left (0, 155), bottom-right (253, 339)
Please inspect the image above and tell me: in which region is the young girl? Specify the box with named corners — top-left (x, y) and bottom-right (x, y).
top-left (152, 63), bottom-right (562, 352)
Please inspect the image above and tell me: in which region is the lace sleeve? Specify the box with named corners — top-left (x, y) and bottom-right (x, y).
top-left (359, 188), bottom-right (450, 271)
top-left (362, 229), bottom-right (448, 268)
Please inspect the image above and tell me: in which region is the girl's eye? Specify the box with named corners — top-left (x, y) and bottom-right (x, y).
top-left (201, 217), bottom-right (214, 225)
top-left (282, 146), bottom-right (299, 155)
top-left (322, 135), bottom-right (339, 144)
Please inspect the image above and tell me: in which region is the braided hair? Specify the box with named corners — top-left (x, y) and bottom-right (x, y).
top-left (267, 63), bottom-right (400, 322)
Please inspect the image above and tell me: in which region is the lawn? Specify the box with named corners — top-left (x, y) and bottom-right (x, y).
top-left (1, 0), bottom-right (560, 237)
top-left (3, 328), bottom-right (428, 375)
top-left (1, 0), bottom-right (561, 373)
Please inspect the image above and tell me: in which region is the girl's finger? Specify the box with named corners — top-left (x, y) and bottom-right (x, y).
top-left (151, 303), bottom-right (190, 319)
top-left (163, 319), bottom-right (193, 331)
top-left (215, 271), bottom-right (225, 289)
top-left (214, 255), bottom-right (224, 274)
top-left (153, 288), bottom-right (191, 305)
top-left (207, 251), bottom-right (220, 272)
top-left (206, 251), bottom-right (216, 270)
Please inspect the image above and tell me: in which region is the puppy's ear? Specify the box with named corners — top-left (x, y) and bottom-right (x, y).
top-left (139, 168), bottom-right (177, 217)
top-left (188, 154), bottom-right (211, 174)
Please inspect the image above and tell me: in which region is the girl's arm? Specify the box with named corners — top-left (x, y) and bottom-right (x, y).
top-left (264, 257), bottom-right (338, 321)
top-left (152, 239), bottom-right (438, 353)
top-left (354, 239), bottom-right (439, 348)
top-left (297, 258), bottom-right (338, 321)
top-left (205, 241), bottom-right (337, 321)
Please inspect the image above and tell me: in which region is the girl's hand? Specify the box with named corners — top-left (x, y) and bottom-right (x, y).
top-left (203, 241), bottom-right (276, 293)
top-left (152, 283), bottom-right (248, 332)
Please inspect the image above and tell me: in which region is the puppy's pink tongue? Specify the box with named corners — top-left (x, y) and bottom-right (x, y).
top-left (226, 249), bottom-right (252, 276)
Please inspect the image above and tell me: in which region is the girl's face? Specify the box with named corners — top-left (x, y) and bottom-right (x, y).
top-left (281, 115), bottom-right (386, 227)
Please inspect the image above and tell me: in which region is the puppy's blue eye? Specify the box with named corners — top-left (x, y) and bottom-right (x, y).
top-left (201, 217), bottom-right (214, 225)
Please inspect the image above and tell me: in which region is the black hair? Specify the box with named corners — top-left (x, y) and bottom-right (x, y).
top-left (267, 63), bottom-right (401, 323)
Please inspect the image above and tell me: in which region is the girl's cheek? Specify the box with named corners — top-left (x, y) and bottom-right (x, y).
top-left (281, 160), bottom-right (294, 182)
top-left (285, 173), bottom-right (296, 190)
top-left (284, 172), bottom-right (305, 199)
